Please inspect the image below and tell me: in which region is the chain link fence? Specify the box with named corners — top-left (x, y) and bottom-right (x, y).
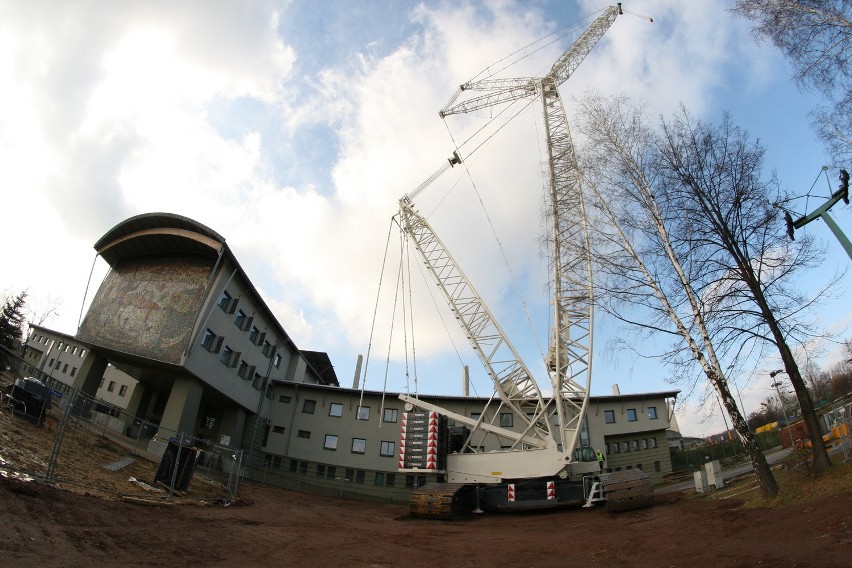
top-left (1, 353), bottom-right (240, 504)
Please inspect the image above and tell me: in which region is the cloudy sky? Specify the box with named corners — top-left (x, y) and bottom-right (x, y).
top-left (1, 0), bottom-right (849, 437)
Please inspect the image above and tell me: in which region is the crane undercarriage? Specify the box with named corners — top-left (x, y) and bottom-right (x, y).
top-left (408, 470), bottom-right (654, 518)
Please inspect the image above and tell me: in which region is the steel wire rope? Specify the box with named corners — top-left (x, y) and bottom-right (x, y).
top-left (379, 249), bottom-right (404, 403)
top-left (398, 224), bottom-right (413, 398)
top-left (403, 233), bottom-right (420, 397)
top-left (378, 227), bottom-right (415, 424)
top-left (777, 167), bottom-right (833, 216)
top-left (406, 233), bottom-right (479, 397)
top-left (359, 218), bottom-right (396, 402)
top-left (441, 99), bottom-right (548, 384)
top-left (445, 7), bottom-right (610, 108)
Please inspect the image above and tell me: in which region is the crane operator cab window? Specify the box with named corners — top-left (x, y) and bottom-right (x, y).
top-left (573, 446), bottom-right (597, 462)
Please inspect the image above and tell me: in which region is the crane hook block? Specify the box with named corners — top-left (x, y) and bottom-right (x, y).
top-left (448, 151), bottom-right (462, 167)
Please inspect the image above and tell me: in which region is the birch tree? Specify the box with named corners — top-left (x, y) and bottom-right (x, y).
top-left (574, 93), bottom-right (834, 494)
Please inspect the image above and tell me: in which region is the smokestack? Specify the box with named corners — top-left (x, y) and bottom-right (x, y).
top-left (612, 384), bottom-right (620, 396)
top-left (462, 365), bottom-right (469, 397)
top-left (352, 354), bottom-right (363, 389)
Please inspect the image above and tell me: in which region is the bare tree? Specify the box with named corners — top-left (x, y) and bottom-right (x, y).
top-left (733, 0), bottom-right (852, 165)
top-left (655, 107), bottom-right (834, 473)
top-left (575, 93), bottom-right (780, 497)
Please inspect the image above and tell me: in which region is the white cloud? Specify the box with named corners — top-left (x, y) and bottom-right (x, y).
top-left (0, 0), bottom-right (845, 437)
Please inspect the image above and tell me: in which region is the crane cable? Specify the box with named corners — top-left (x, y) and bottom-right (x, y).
top-left (360, 217), bottom-right (396, 400)
top-left (452, 7), bottom-right (612, 94)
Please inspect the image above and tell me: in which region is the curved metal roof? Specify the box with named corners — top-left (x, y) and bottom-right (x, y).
top-left (94, 212), bottom-right (226, 266)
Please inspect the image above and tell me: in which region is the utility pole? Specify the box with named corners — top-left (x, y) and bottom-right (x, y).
top-left (784, 168), bottom-right (851, 260)
top-left (770, 369), bottom-right (794, 447)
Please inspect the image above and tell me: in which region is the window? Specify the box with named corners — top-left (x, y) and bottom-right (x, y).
top-left (279, 395), bottom-right (291, 403)
top-left (355, 470), bottom-right (365, 484)
top-left (303, 399), bottom-right (316, 414)
top-left (604, 410), bottom-right (616, 424)
top-left (374, 472), bottom-right (386, 486)
top-left (654, 461), bottom-right (661, 472)
top-left (383, 408), bottom-right (398, 423)
top-left (640, 438), bottom-right (648, 450)
top-left (322, 434), bottom-right (337, 450)
top-left (119, 385), bottom-right (127, 397)
top-left (356, 406), bottom-right (370, 421)
top-left (609, 442), bottom-right (619, 454)
top-left (329, 403), bottom-right (343, 417)
top-left (648, 406), bottom-right (658, 419)
top-left (70, 367), bottom-right (76, 377)
top-left (351, 438), bottom-right (366, 454)
top-left (238, 360), bottom-right (249, 378)
top-left (249, 325), bottom-right (260, 343)
top-left (470, 412), bottom-right (482, 421)
top-left (380, 441), bottom-right (395, 457)
top-left (219, 346), bottom-right (239, 367)
top-left (201, 329), bottom-right (223, 353)
top-left (107, 381), bottom-right (116, 392)
top-left (621, 441), bottom-right (629, 453)
top-left (327, 466), bottom-right (336, 479)
top-left (316, 464), bottom-right (326, 478)
top-left (272, 426), bottom-right (285, 434)
top-left (48, 358), bottom-right (54, 368)
top-left (235, 310), bottom-right (251, 330)
top-left (627, 408), bottom-right (638, 422)
top-left (630, 440), bottom-right (638, 451)
top-left (405, 475), bottom-right (427, 488)
top-left (218, 290), bottom-right (238, 313)
top-left (297, 430), bottom-right (311, 439)
top-left (649, 437), bottom-right (658, 448)
top-left (345, 468), bottom-right (355, 481)
top-left (262, 340), bottom-right (272, 357)
top-left (499, 413), bottom-right (513, 428)
top-left (62, 363), bottom-right (68, 373)
top-left (273, 353), bottom-right (282, 368)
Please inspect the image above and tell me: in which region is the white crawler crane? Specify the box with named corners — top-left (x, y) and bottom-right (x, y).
top-left (396, 4), bottom-right (654, 516)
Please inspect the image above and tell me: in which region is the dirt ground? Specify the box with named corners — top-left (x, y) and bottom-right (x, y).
top-left (0, 475), bottom-right (850, 567)
top-left (1, 383), bottom-right (851, 567)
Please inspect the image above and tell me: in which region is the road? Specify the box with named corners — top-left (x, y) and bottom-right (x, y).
top-left (658, 446), bottom-right (793, 494)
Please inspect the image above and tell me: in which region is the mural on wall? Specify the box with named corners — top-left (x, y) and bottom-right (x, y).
top-left (78, 256), bottom-right (214, 364)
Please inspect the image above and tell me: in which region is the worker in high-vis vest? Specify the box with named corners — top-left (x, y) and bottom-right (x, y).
top-left (596, 449), bottom-right (605, 471)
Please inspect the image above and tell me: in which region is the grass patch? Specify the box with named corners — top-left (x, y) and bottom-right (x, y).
top-left (739, 458), bottom-right (852, 509)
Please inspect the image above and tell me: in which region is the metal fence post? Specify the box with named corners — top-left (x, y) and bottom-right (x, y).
top-left (45, 388), bottom-right (77, 483)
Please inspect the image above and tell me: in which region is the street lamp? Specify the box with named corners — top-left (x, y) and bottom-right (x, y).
top-left (770, 369), bottom-right (794, 447)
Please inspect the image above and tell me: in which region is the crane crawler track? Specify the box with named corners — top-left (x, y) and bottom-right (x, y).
top-left (409, 483), bottom-right (476, 519)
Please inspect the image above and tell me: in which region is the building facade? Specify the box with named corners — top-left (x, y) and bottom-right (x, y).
top-left (22, 212), bottom-right (678, 502)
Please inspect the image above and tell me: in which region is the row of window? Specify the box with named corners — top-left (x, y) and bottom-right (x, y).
top-left (604, 406), bottom-right (658, 424)
top-left (280, 458), bottom-right (429, 488)
top-left (200, 327), bottom-right (278, 391)
top-left (98, 378), bottom-right (128, 397)
top-left (277, 425), bottom-right (397, 457)
top-left (295, 398), bottom-right (399, 423)
top-left (46, 358), bottom-right (77, 378)
top-left (605, 461), bottom-right (662, 474)
top-left (30, 334), bottom-right (87, 358)
top-left (607, 436), bottom-right (658, 455)
top-left (217, 290), bottom-right (278, 357)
